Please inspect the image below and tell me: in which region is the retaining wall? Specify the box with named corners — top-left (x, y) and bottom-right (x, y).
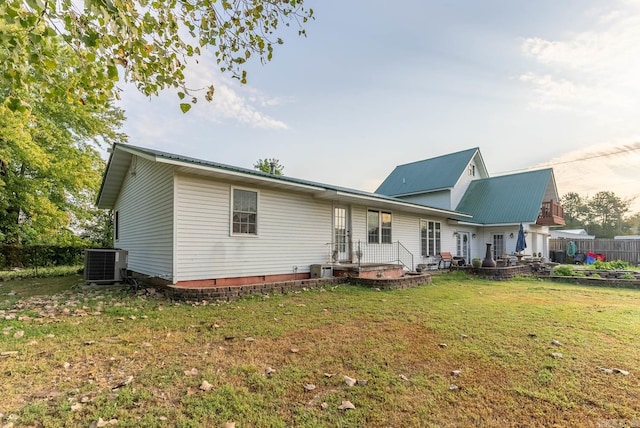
top-left (158, 273), bottom-right (433, 301)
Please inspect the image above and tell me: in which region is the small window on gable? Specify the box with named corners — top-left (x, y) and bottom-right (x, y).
top-left (232, 188), bottom-right (258, 235)
top-left (468, 164), bottom-right (475, 176)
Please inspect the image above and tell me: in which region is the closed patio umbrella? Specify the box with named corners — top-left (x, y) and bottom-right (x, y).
top-left (515, 223), bottom-right (527, 254)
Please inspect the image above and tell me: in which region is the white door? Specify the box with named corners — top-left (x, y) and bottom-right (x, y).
top-left (333, 206), bottom-right (351, 262)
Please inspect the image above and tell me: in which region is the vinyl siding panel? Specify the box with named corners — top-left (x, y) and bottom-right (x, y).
top-left (348, 206), bottom-right (459, 268)
top-left (113, 157), bottom-right (174, 279)
top-left (175, 174), bottom-right (332, 282)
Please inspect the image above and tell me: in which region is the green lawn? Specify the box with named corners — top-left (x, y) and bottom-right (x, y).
top-left (1, 272), bottom-right (639, 427)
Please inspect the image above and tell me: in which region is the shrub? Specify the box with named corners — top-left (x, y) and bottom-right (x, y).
top-left (620, 273), bottom-right (636, 280)
top-left (0, 265), bottom-right (82, 280)
top-left (592, 260), bottom-right (630, 271)
top-left (553, 265), bottom-right (575, 276)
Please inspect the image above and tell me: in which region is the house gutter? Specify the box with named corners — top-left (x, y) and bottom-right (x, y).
top-left (331, 191), bottom-right (471, 218)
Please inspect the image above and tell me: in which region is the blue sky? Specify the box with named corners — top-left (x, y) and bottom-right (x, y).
top-left (118, 0), bottom-right (640, 211)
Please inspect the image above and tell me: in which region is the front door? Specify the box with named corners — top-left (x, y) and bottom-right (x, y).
top-left (456, 232), bottom-right (471, 264)
top-left (333, 206), bottom-right (351, 262)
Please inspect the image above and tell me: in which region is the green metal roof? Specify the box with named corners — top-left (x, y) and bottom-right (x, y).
top-left (375, 148), bottom-right (479, 196)
top-left (97, 143), bottom-right (470, 219)
top-left (454, 169), bottom-right (553, 224)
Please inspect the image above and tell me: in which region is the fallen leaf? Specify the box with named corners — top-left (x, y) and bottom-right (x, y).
top-left (344, 375), bottom-right (356, 387)
top-left (399, 374), bottom-right (409, 381)
top-left (13, 330), bottom-right (24, 339)
top-left (438, 343), bottom-right (447, 348)
top-left (290, 348), bottom-right (299, 353)
top-left (95, 418), bottom-right (118, 427)
top-left (200, 380), bottom-right (213, 391)
top-left (245, 337), bottom-right (255, 342)
top-left (449, 384), bottom-right (459, 390)
top-left (111, 376), bottom-right (133, 390)
top-left (303, 383), bottom-right (316, 391)
top-left (613, 368), bottom-right (630, 376)
top-left (71, 403), bottom-right (83, 411)
top-left (552, 352), bottom-right (563, 359)
top-left (323, 372), bottom-right (336, 378)
top-left (321, 402), bottom-right (329, 410)
top-left (338, 400), bottom-right (355, 411)
top-left (184, 368), bottom-right (198, 376)
top-left (551, 339), bottom-right (562, 346)
top-left (265, 367), bottom-right (276, 376)
top-left (451, 370), bottom-right (461, 376)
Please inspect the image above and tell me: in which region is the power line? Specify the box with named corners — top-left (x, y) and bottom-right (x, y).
top-left (496, 144), bottom-right (640, 175)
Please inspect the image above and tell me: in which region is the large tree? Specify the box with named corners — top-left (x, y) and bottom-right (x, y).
top-left (560, 192), bottom-right (589, 228)
top-left (254, 158), bottom-right (284, 175)
top-left (2, 0), bottom-right (313, 112)
top-left (560, 191), bottom-right (633, 238)
top-left (587, 191), bottom-right (630, 238)
top-left (1, 18), bottom-right (126, 245)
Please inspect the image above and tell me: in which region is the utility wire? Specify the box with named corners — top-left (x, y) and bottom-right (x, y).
top-left (496, 144), bottom-right (640, 175)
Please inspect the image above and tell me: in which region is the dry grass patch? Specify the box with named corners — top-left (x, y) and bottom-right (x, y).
top-left (1, 272), bottom-right (639, 427)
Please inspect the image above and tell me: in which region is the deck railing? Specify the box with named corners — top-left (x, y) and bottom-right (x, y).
top-left (537, 200), bottom-right (565, 226)
top-left (327, 240), bottom-right (414, 271)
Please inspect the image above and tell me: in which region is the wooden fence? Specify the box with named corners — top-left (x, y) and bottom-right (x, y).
top-left (549, 239), bottom-right (640, 265)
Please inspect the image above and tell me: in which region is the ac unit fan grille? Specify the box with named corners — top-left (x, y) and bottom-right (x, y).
top-left (86, 251), bottom-right (116, 281)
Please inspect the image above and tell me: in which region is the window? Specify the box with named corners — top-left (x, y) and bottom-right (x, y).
top-left (420, 220), bottom-right (441, 256)
top-left (232, 189), bottom-right (257, 235)
top-left (334, 207), bottom-right (347, 253)
top-left (367, 210), bottom-right (392, 244)
top-left (468, 164), bottom-right (475, 176)
top-left (493, 234), bottom-right (505, 258)
top-left (114, 210), bottom-right (119, 241)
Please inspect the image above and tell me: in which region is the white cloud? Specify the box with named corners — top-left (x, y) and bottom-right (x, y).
top-left (519, 2), bottom-right (640, 117)
top-left (182, 59), bottom-right (289, 130)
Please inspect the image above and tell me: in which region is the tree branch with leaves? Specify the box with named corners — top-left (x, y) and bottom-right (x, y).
top-left (2, 0), bottom-right (314, 112)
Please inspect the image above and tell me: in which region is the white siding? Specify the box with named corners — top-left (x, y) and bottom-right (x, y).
top-left (451, 160), bottom-right (479, 210)
top-left (347, 206), bottom-right (456, 268)
top-left (114, 157), bottom-right (174, 279)
top-left (175, 174), bottom-right (332, 282)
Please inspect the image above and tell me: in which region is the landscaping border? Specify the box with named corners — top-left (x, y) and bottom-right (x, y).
top-left (157, 274), bottom-right (433, 301)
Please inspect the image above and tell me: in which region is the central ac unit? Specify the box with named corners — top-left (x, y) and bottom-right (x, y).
top-left (84, 249), bottom-right (128, 284)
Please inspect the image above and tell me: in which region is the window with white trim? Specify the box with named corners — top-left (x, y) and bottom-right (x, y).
top-left (493, 234), bottom-right (505, 258)
top-left (232, 188), bottom-right (257, 235)
top-left (420, 219), bottom-right (441, 256)
top-left (367, 210), bottom-right (392, 244)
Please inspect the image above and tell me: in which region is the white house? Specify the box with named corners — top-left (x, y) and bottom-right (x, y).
top-left (97, 145), bottom-right (565, 287)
